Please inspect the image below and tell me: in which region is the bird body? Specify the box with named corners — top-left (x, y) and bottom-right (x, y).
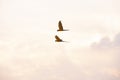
top-left (57, 21), bottom-right (69, 31)
top-left (57, 21), bottom-right (63, 31)
top-left (55, 35), bottom-right (63, 42)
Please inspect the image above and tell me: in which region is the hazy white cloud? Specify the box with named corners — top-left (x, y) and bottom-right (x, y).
top-left (91, 32), bottom-right (120, 49)
top-left (0, 38), bottom-right (120, 80)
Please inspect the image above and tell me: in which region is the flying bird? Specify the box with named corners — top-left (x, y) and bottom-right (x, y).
top-left (55, 35), bottom-right (63, 42)
top-left (57, 21), bottom-right (69, 31)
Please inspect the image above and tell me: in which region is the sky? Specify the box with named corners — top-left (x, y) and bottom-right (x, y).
top-left (0, 0), bottom-right (120, 80)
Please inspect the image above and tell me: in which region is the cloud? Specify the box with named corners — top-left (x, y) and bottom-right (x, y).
top-left (113, 33), bottom-right (120, 46)
top-left (0, 39), bottom-right (120, 80)
top-left (89, 32), bottom-right (120, 79)
top-left (91, 32), bottom-right (120, 49)
top-left (0, 42), bottom-right (88, 80)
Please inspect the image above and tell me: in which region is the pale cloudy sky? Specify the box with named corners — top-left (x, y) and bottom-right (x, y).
top-left (0, 0), bottom-right (120, 80)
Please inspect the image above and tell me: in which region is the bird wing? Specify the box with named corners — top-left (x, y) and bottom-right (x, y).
top-left (55, 35), bottom-right (61, 40)
top-left (58, 21), bottom-right (63, 30)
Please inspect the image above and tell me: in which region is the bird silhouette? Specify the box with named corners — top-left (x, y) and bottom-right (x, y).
top-left (55, 35), bottom-right (64, 42)
top-left (57, 21), bottom-right (69, 31)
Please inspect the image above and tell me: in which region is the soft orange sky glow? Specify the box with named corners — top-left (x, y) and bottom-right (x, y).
top-left (0, 0), bottom-right (120, 80)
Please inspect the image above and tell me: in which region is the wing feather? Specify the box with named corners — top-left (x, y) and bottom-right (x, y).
top-left (55, 35), bottom-right (61, 40)
top-left (58, 21), bottom-right (63, 30)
